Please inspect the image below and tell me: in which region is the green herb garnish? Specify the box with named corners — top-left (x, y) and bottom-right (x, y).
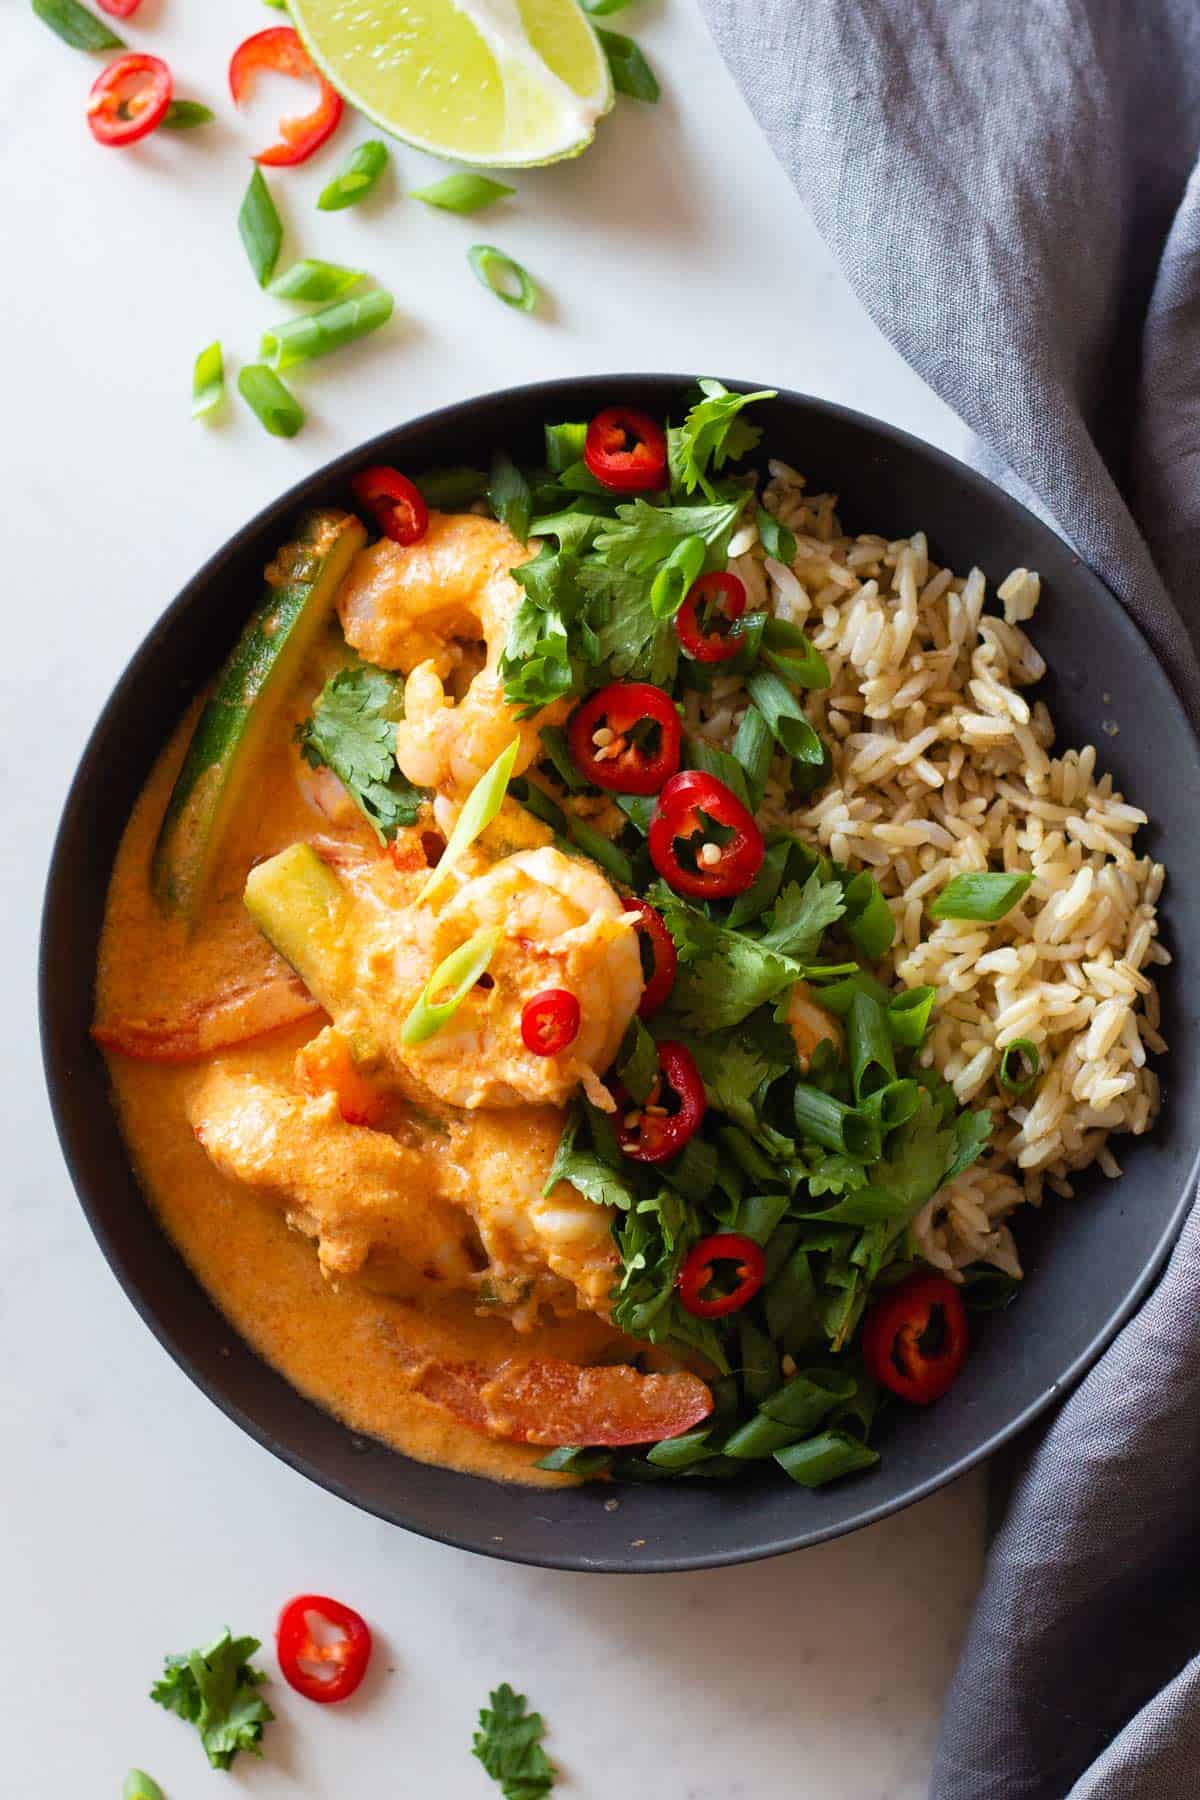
top-left (269, 258), bottom-right (366, 302)
top-left (238, 167), bottom-right (283, 288)
top-left (33, 0), bottom-right (123, 51)
top-left (468, 244), bottom-right (539, 312)
top-left (149, 1630), bottom-right (273, 1772)
top-left (191, 341), bottom-right (224, 420)
top-left (413, 172), bottom-right (515, 212)
top-left (162, 100), bottom-right (215, 129)
top-left (929, 870), bottom-right (1034, 922)
top-left (298, 665), bottom-right (426, 841)
top-left (669, 379), bottom-right (775, 499)
top-left (597, 27), bottom-right (660, 102)
top-left (420, 738), bottom-right (520, 901)
top-left (261, 289), bottom-right (394, 370)
top-left (472, 1684), bottom-right (556, 1799)
top-left (317, 139), bottom-right (389, 210)
top-left (401, 927), bottom-right (502, 1045)
top-left (237, 364), bottom-right (303, 437)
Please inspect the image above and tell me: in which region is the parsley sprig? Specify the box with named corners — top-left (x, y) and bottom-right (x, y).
top-left (150, 1630), bottom-right (273, 1772)
top-left (473, 1684), bottom-right (556, 1799)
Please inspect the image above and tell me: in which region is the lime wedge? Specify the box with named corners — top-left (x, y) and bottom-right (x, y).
top-left (288, 0), bottom-right (614, 168)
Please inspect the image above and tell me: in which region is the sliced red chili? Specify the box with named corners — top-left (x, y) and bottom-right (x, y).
top-left (521, 988), bottom-right (581, 1057)
top-left (97, 0), bottom-right (142, 14)
top-left (229, 27), bottom-right (344, 166)
top-left (861, 1272), bottom-right (968, 1405)
top-left (276, 1594), bottom-right (372, 1705)
top-left (614, 1040), bottom-right (706, 1163)
top-left (583, 406), bottom-right (668, 493)
top-left (351, 466), bottom-right (429, 547)
top-left (567, 682), bottom-right (681, 795)
top-left (622, 898), bottom-right (677, 1017)
top-left (648, 769), bottom-right (765, 899)
top-left (677, 1233), bottom-right (766, 1319)
top-left (87, 54), bottom-right (172, 147)
top-left (675, 572), bottom-right (747, 664)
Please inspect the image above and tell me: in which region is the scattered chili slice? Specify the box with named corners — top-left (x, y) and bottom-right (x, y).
top-left (677, 1233), bottom-right (766, 1319)
top-left (648, 768), bottom-right (765, 898)
top-left (622, 897), bottom-right (677, 1017)
top-left (521, 988), bottom-right (581, 1057)
top-left (98, 0), bottom-right (142, 13)
top-left (87, 53), bottom-right (172, 147)
top-left (276, 1594), bottom-right (372, 1705)
top-left (675, 571), bottom-right (747, 664)
top-left (228, 27), bottom-right (344, 167)
top-left (614, 1039), bottom-right (706, 1163)
top-left (861, 1272), bottom-right (968, 1405)
top-left (567, 681), bottom-right (681, 795)
top-left (583, 406), bottom-right (668, 493)
top-left (351, 466), bottom-right (429, 546)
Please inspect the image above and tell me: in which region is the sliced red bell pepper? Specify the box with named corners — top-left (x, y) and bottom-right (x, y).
top-left (229, 27), bottom-right (344, 167)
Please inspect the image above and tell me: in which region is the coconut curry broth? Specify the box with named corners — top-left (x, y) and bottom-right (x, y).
top-left (95, 661), bottom-right (621, 1488)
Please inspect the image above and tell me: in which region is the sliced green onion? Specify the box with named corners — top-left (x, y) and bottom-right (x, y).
top-left (262, 0), bottom-right (288, 8)
top-left (538, 723), bottom-right (586, 792)
top-left (544, 421), bottom-right (588, 474)
top-left (738, 1317), bottom-right (779, 1406)
top-left (614, 792), bottom-right (654, 834)
top-left (726, 836), bottom-right (788, 930)
top-left (848, 990), bottom-right (896, 1102)
top-left (774, 1428), bottom-right (880, 1488)
top-left (269, 259), bottom-right (366, 303)
top-left (718, 1124), bottom-right (779, 1187)
top-left (792, 1083), bottom-right (877, 1159)
top-left (650, 533), bottom-right (706, 620)
top-left (420, 738), bottom-right (520, 902)
top-left (761, 618), bottom-right (831, 690)
top-left (842, 869), bottom-right (896, 960)
top-left (123, 1775), bottom-right (165, 1800)
top-left (317, 139), bottom-right (389, 211)
top-left (416, 466), bottom-right (489, 508)
top-left (33, 0), bottom-right (123, 50)
top-left (887, 985), bottom-right (935, 1046)
top-left (726, 610), bottom-right (767, 674)
top-left (262, 289), bottom-right (394, 370)
top-left (238, 167), bottom-right (283, 288)
top-left (998, 1037), bottom-right (1040, 1094)
top-left (808, 967), bottom-right (891, 1018)
top-left (555, 817), bottom-right (633, 886)
top-left (534, 1444), bottom-right (613, 1475)
top-left (237, 364), bottom-right (304, 438)
top-left (929, 870), bottom-right (1034, 922)
top-left (162, 99), bottom-right (215, 129)
top-left (685, 735), bottom-right (751, 810)
top-left (597, 27), bottom-right (660, 102)
top-left (616, 1018), bottom-right (659, 1104)
top-left (400, 925), bottom-right (502, 1046)
top-left (488, 449), bottom-right (533, 544)
top-left (646, 1429), bottom-right (712, 1471)
top-left (756, 505), bottom-right (797, 569)
top-left (856, 1077), bottom-right (921, 1135)
top-left (664, 1134), bottom-right (718, 1204)
top-left (581, 0), bottom-right (631, 12)
top-left (191, 341), bottom-right (224, 420)
top-left (412, 172), bottom-right (515, 213)
top-left (468, 244), bottom-right (538, 313)
top-left (760, 1369), bottom-right (856, 1430)
top-left (764, 1244), bottom-right (817, 1345)
top-left (731, 704), bottom-right (775, 813)
top-left (512, 776), bottom-right (566, 834)
top-left (745, 668), bottom-right (826, 766)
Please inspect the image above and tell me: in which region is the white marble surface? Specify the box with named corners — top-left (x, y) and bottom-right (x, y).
top-left (3, 2), bottom-right (986, 1793)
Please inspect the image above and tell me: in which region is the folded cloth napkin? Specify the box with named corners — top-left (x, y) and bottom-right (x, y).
top-left (697, 2), bottom-right (1200, 1794)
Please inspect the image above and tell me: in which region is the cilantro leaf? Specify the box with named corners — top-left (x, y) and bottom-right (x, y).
top-left (944, 1108), bottom-right (993, 1182)
top-left (651, 885), bottom-right (801, 1032)
top-left (297, 664), bottom-right (426, 841)
top-left (668, 379), bottom-right (776, 499)
top-left (544, 1102), bottom-right (637, 1211)
top-left (488, 450), bottom-right (533, 544)
top-left (757, 872), bottom-right (846, 961)
top-left (500, 544), bottom-right (586, 714)
top-left (472, 1684), bottom-right (556, 1800)
top-left (580, 559), bottom-right (678, 688)
top-left (150, 1631), bottom-right (273, 1773)
top-left (592, 497), bottom-right (745, 573)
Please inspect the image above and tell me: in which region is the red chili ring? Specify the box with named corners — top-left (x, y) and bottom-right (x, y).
top-left (861, 1272), bottom-right (968, 1406)
top-left (87, 54), bottom-right (173, 147)
top-left (677, 1233), bottom-right (766, 1319)
top-left (521, 988), bottom-right (581, 1057)
top-left (229, 27), bottom-right (344, 166)
top-left (97, 0), bottom-right (143, 14)
top-left (622, 898), bottom-right (678, 1018)
top-left (583, 406), bottom-right (668, 493)
top-left (648, 769), bottom-right (765, 899)
top-left (613, 1040), bottom-right (706, 1164)
top-left (567, 681), bottom-right (681, 796)
top-left (351, 466), bottom-right (429, 547)
top-left (276, 1594), bottom-right (372, 1705)
top-left (675, 572), bottom-right (747, 664)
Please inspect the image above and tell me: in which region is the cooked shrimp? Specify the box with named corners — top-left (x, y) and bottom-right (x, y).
top-left (412, 1356), bottom-right (713, 1447)
top-left (336, 510), bottom-right (567, 795)
top-left (787, 981), bottom-right (843, 1066)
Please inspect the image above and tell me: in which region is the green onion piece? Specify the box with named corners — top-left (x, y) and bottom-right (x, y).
top-left (268, 258), bottom-right (366, 302)
top-left (533, 1444), bottom-right (613, 1475)
top-left (726, 610), bottom-right (767, 674)
top-left (848, 990), bottom-right (896, 1101)
top-left (468, 244), bottom-right (538, 312)
top-left (735, 1191), bottom-right (791, 1249)
top-left (488, 449), bottom-right (533, 544)
top-left (745, 668), bottom-right (826, 766)
top-left (764, 1245), bottom-right (818, 1346)
top-left (420, 738), bottom-right (520, 902)
top-left (665, 1134), bottom-right (718, 1204)
top-left (33, 0), bottom-right (123, 50)
top-left (162, 99), bottom-right (215, 129)
top-left (123, 1774), bottom-right (165, 1800)
top-left (724, 1411), bottom-right (805, 1461)
top-left (616, 1018), bottom-right (659, 1104)
top-left (191, 341), bottom-right (224, 420)
top-left (731, 704), bottom-right (774, 813)
top-left (556, 817), bottom-right (633, 886)
top-left (262, 0), bottom-right (288, 8)
top-left (793, 1083), bottom-right (877, 1159)
top-left (929, 870), bottom-right (1034, 923)
top-left (238, 167), bottom-right (283, 288)
top-left (856, 1077), bottom-right (921, 1135)
top-left (756, 505), bottom-right (797, 569)
top-left (959, 1263), bottom-right (1022, 1312)
top-left (842, 869), bottom-right (896, 959)
top-left (726, 836), bottom-right (788, 929)
top-left (998, 1037), bottom-right (1040, 1094)
top-left (597, 27), bottom-right (660, 102)
top-left (685, 735), bottom-right (751, 810)
top-left (512, 776), bottom-right (566, 834)
top-left (649, 533), bottom-right (707, 620)
top-left (761, 632), bottom-right (831, 692)
top-left (759, 1369), bottom-right (856, 1430)
top-left (416, 465), bottom-right (489, 508)
top-left (808, 967), bottom-right (891, 1018)
top-left (718, 1124), bottom-right (779, 1187)
top-left (317, 139), bottom-right (389, 211)
top-left (412, 172), bottom-right (516, 213)
top-left (400, 925), bottom-right (502, 1046)
top-left (581, 0), bottom-right (630, 12)
top-left (544, 421), bottom-right (588, 474)
top-left (646, 1429), bottom-right (713, 1471)
top-left (775, 1429), bottom-right (880, 1488)
top-left (738, 1317), bottom-right (779, 1406)
top-left (237, 364), bottom-right (304, 438)
top-left (887, 984), bottom-right (935, 1046)
top-left (261, 289), bottom-right (394, 371)
top-left (538, 723), bottom-right (586, 792)
top-left (614, 793), bottom-right (653, 836)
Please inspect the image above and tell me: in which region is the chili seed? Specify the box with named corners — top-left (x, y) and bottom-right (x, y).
top-left (698, 842), bottom-right (722, 867)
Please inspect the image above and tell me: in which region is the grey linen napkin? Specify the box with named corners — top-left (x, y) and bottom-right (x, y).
top-left (696, 2), bottom-right (1200, 1794)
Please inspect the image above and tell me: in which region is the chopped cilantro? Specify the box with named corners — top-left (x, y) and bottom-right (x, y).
top-left (668, 379), bottom-right (775, 499)
top-left (592, 496), bottom-right (746, 572)
top-left (757, 872), bottom-right (846, 960)
top-left (581, 559), bottom-right (679, 687)
top-left (472, 1684), bottom-right (556, 1800)
top-left (297, 664), bottom-right (426, 841)
top-left (150, 1630), bottom-right (273, 1772)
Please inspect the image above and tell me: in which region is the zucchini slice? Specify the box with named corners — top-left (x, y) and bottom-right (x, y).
top-left (244, 842), bottom-right (357, 1010)
top-left (152, 509), bottom-right (367, 921)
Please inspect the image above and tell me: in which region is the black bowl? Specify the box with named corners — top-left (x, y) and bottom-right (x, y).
top-left (41, 376), bottom-right (1200, 1572)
